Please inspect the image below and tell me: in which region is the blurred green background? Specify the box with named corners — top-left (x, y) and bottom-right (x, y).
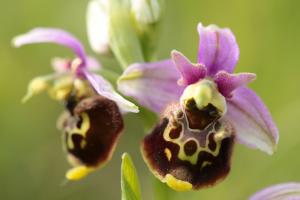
top-left (1, 0), bottom-right (300, 199)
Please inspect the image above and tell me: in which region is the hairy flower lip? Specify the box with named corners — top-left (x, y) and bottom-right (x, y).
top-left (141, 103), bottom-right (235, 191)
top-left (60, 95), bottom-right (124, 180)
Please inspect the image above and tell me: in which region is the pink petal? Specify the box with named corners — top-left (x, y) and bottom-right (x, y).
top-left (118, 60), bottom-right (184, 113)
top-left (12, 28), bottom-right (87, 63)
top-left (214, 71), bottom-right (256, 97)
top-left (86, 56), bottom-right (101, 71)
top-left (171, 50), bottom-right (207, 86)
top-left (197, 23), bottom-right (239, 75)
top-left (250, 182), bottom-right (300, 200)
top-left (83, 70), bottom-right (138, 113)
top-left (226, 87), bottom-right (279, 154)
top-left (51, 57), bottom-right (71, 73)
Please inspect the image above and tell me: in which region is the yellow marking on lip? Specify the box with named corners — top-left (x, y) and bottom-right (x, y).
top-left (67, 112), bottom-right (90, 149)
top-left (201, 161), bottom-right (212, 169)
top-left (163, 116), bottom-right (229, 165)
top-left (164, 174), bottom-right (192, 191)
top-left (164, 148), bottom-right (172, 161)
top-left (214, 129), bottom-right (231, 141)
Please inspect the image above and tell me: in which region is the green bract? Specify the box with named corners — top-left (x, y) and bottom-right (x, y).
top-left (121, 153), bottom-right (142, 200)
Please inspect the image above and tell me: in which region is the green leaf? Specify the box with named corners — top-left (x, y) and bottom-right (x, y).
top-left (121, 153), bottom-right (142, 200)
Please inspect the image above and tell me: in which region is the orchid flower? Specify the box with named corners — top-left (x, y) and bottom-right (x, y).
top-left (249, 182), bottom-right (300, 200)
top-left (118, 23), bottom-right (278, 190)
top-left (13, 28), bottom-right (138, 181)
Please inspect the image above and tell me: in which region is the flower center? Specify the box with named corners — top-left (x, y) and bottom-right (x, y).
top-left (180, 79), bottom-right (227, 130)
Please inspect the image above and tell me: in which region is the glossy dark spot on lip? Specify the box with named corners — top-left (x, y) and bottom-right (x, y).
top-left (184, 100), bottom-right (220, 130)
top-left (71, 133), bottom-right (84, 149)
top-left (184, 140), bottom-right (198, 156)
top-left (169, 125), bottom-right (182, 139)
top-left (208, 133), bottom-right (217, 151)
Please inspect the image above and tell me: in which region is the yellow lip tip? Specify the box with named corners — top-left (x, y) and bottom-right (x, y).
top-left (164, 174), bottom-right (193, 192)
top-left (65, 166), bottom-right (91, 181)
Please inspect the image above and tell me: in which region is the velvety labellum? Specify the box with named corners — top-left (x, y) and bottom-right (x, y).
top-left (62, 95), bottom-right (124, 168)
top-left (141, 103), bottom-right (235, 191)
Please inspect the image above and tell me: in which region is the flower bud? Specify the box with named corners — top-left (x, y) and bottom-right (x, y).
top-left (86, 0), bottom-right (164, 66)
top-left (87, 0), bottom-right (144, 68)
top-left (131, 0), bottom-right (162, 25)
top-left (86, 0), bottom-right (110, 54)
top-left (109, 0), bottom-right (144, 68)
top-left (130, 0), bottom-right (164, 61)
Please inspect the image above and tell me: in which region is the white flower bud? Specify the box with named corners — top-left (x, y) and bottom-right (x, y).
top-left (131, 0), bottom-right (162, 25)
top-left (86, 0), bottom-right (110, 54)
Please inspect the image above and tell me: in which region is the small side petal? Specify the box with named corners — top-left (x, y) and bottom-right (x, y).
top-left (197, 23), bottom-right (239, 75)
top-left (118, 60), bottom-right (184, 113)
top-left (51, 57), bottom-right (71, 73)
top-left (249, 182), bottom-right (300, 200)
top-left (12, 28), bottom-right (86, 63)
top-left (226, 87), bottom-right (279, 154)
top-left (84, 70), bottom-right (139, 113)
top-left (171, 50), bottom-right (207, 86)
top-left (214, 71), bottom-right (256, 97)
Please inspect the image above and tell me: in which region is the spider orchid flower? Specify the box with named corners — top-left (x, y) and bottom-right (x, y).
top-left (249, 182), bottom-right (300, 200)
top-left (118, 23), bottom-right (278, 190)
top-left (13, 28), bottom-right (138, 181)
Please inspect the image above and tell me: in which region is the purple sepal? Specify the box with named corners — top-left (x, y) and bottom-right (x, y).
top-left (83, 70), bottom-right (139, 113)
top-left (226, 87), bottom-right (279, 154)
top-left (118, 60), bottom-right (184, 113)
top-left (249, 182), bottom-right (300, 200)
top-left (197, 23), bottom-right (239, 75)
top-left (12, 28), bottom-right (87, 64)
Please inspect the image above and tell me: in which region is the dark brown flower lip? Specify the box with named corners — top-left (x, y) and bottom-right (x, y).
top-left (60, 95), bottom-right (124, 180)
top-left (141, 103), bottom-right (235, 191)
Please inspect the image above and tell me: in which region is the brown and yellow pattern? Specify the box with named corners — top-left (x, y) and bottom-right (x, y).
top-left (60, 95), bottom-right (124, 180)
top-left (141, 103), bottom-right (235, 191)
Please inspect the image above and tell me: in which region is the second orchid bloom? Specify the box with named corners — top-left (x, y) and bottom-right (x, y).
top-left (13, 28), bottom-right (138, 180)
top-left (118, 23), bottom-right (279, 191)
